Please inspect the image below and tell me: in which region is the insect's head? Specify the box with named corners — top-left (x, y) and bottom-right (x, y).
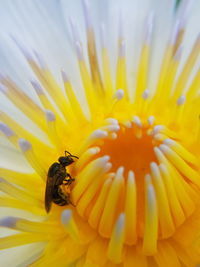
top-left (58, 151), bottom-right (79, 167)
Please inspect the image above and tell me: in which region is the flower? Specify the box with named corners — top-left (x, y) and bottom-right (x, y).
top-left (0, 0), bottom-right (200, 266)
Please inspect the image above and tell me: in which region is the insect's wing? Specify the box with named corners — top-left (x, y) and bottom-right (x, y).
top-left (45, 176), bottom-right (54, 213)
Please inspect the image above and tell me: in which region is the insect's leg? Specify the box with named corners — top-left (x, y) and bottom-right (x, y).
top-left (57, 186), bottom-right (67, 200)
top-left (63, 173), bottom-right (75, 185)
top-left (68, 198), bottom-right (76, 207)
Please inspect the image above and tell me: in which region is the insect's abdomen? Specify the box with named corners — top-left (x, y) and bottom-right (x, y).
top-left (52, 185), bottom-right (70, 206)
top-left (53, 197), bottom-right (68, 206)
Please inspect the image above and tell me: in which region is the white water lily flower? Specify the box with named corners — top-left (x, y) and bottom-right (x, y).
top-left (0, 0), bottom-right (200, 266)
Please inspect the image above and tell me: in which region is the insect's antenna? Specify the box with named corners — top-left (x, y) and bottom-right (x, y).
top-left (65, 150), bottom-right (71, 156)
top-left (65, 150), bottom-right (79, 159)
top-left (71, 155), bottom-right (79, 159)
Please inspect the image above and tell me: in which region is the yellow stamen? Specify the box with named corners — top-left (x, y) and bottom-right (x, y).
top-left (186, 68), bottom-right (200, 101)
top-left (0, 111), bottom-right (52, 160)
top-left (136, 44), bottom-right (150, 104)
top-left (0, 233), bottom-right (48, 249)
top-left (62, 72), bottom-right (87, 123)
top-left (76, 168), bottom-right (111, 217)
top-left (124, 171), bottom-right (137, 245)
top-left (18, 138), bottom-right (47, 179)
top-left (88, 177), bottom-right (113, 229)
top-left (61, 210), bottom-right (80, 242)
top-left (99, 167), bottom-right (125, 237)
top-left (72, 156), bottom-right (110, 203)
top-left (163, 138), bottom-right (198, 166)
top-left (86, 237), bottom-right (108, 266)
top-left (154, 241), bottom-right (180, 267)
top-left (75, 146), bottom-right (100, 171)
top-left (102, 46), bottom-right (114, 99)
top-left (142, 175), bottom-right (158, 255)
top-left (150, 162), bottom-right (174, 238)
top-left (0, 197), bottom-right (44, 215)
top-left (0, 79), bottom-right (45, 130)
top-left (159, 164), bottom-right (185, 227)
top-left (159, 144), bottom-right (200, 187)
top-left (173, 35), bottom-right (200, 100)
top-left (116, 40), bottom-right (127, 93)
top-left (0, 178), bottom-right (42, 207)
top-left (107, 214), bottom-right (125, 264)
top-left (125, 246), bottom-right (148, 267)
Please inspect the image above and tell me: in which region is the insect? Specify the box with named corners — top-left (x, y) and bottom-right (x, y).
top-left (45, 150), bottom-right (78, 213)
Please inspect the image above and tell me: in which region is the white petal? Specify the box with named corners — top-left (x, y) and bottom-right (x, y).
top-left (0, 242), bottom-right (45, 267)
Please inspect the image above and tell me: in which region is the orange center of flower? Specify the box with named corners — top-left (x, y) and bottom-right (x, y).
top-left (99, 125), bottom-right (157, 177)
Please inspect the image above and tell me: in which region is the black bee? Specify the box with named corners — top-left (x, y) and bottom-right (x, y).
top-left (45, 151), bottom-right (78, 213)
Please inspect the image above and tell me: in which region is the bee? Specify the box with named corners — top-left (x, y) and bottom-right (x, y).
top-left (45, 151), bottom-right (78, 213)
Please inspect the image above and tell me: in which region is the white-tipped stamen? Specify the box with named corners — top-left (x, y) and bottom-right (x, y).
top-left (142, 89), bottom-right (150, 100)
top-left (105, 118), bottom-right (119, 125)
top-left (61, 209), bottom-right (72, 225)
top-left (0, 217), bottom-right (18, 228)
top-left (108, 133), bottom-right (118, 140)
top-left (45, 110), bottom-right (56, 122)
top-left (123, 121), bottom-right (132, 128)
top-left (33, 50), bottom-right (47, 69)
top-left (147, 116), bottom-right (155, 125)
top-left (144, 12), bottom-right (154, 44)
top-left (100, 23), bottom-right (106, 48)
top-left (132, 116), bottom-right (142, 127)
top-left (113, 89), bottom-right (124, 100)
top-left (0, 123), bottom-right (15, 137)
top-left (82, 0), bottom-right (92, 30)
top-left (75, 42), bottom-right (84, 61)
top-left (173, 44), bottom-right (183, 61)
top-left (119, 40), bottom-right (126, 58)
top-left (61, 70), bottom-right (69, 83)
top-left (18, 138), bottom-right (32, 152)
top-left (10, 35), bottom-right (34, 60)
top-left (177, 95), bottom-right (186, 105)
top-left (169, 19), bottom-right (180, 46)
top-left (118, 12), bottom-right (124, 41)
top-left (102, 125), bottom-right (120, 133)
top-left (31, 80), bottom-right (44, 95)
top-left (153, 133), bottom-right (168, 141)
top-left (153, 125), bottom-right (164, 135)
top-left (69, 17), bottom-right (81, 43)
top-left (91, 129), bottom-right (108, 139)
